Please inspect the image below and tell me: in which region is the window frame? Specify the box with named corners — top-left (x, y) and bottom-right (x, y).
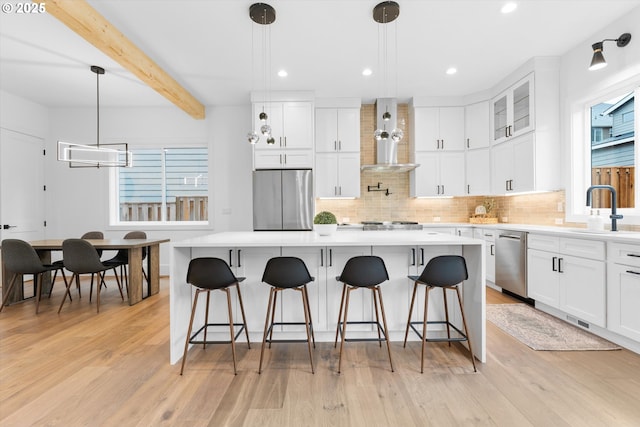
top-left (568, 80), bottom-right (639, 225)
top-left (108, 140), bottom-right (213, 230)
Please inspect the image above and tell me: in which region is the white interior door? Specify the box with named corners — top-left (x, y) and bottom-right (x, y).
top-left (0, 128), bottom-right (46, 243)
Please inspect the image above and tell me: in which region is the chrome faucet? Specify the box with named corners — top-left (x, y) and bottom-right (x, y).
top-left (585, 185), bottom-right (623, 231)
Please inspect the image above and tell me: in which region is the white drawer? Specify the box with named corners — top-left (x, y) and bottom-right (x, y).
top-left (560, 237), bottom-right (605, 261)
top-left (473, 228), bottom-right (495, 242)
top-left (528, 234), bottom-right (559, 252)
top-left (608, 242), bottom-right (640, 267)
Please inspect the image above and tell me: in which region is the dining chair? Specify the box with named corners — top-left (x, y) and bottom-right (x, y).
top-left (58, 238), bottom-right (124, 313)
top-left (0, 239), bottom-right (68, 314)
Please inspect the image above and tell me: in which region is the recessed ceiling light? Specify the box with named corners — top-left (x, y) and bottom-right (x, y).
top-left (277, 69), bottom-right (288, 77)
top-left (362, 68), bottom-right (373, 76)
top-left (501, 2), bottom-right (517, 14)
top-left (446, 67), bottom-right (457, 75)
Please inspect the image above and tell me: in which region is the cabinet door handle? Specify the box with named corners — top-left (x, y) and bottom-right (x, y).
top-left (335, 186), bottom-right (338, 196)
top-left (334, 140), bottom-right (337, 151)
top-left (283, 136), bottom-right (287, 147)
top-left (320, 248), bottom-right (324, 267)
top-left (329, 249), bottom-right (333, 267)
top-left (490, 244), bottom-right (494, 256)
top-left (552, 256), bottom-right (558, 272)
top-left (626, 253), bottom-right (640, 258)
top-left (229, 249), bottom-right (233, 267)
top-left (558, 257), bottom-right (564, 273)
top-left (505, 180), bottom-right (509, 191)
top-left (467, 138), bottom-right (470, 148)
top-left (339, 186), bottom-right (342, 196)
top-left (339, 140), bottom-right (342, 151)
top-left (237, 249), bottom-right (242, 267)
top-left (411, 248), bottom-right (416, 266)
top-left (420, 248), bottom-right (425, 266)
top-left (442, 185), bottom-right (445, 194)
top-left (284, 154), bottom-right (287, 164)
top-left (625, 270), bottom-right (640, 275)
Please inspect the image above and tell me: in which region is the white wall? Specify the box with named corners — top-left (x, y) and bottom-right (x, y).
top-left (559, 6), bottom-right (640, 222)
top-left (0, 90), bottom-right (49, 137)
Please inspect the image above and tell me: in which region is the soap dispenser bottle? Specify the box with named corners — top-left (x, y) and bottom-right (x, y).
top-left (587, 209), bottom-right (605, 231)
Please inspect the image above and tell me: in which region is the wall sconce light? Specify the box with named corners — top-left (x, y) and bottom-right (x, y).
top-left (589, 33), bottom-right (632, 71)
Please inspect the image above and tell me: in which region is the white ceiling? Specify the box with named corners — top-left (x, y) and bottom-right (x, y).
top-left (1, 0), bottom-right (639, 112)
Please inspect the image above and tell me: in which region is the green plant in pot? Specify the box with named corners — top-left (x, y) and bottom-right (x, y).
top-left (313, 211), bottom-right (338, 235)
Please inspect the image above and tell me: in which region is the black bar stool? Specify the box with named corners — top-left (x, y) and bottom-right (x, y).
top-left (334, 255), bottom-right (394, 373)
top-left (180, 257), bottom-right (250, 375)
top-left (259, 257), bottom-right (315, 374)
top-left (403, 255), bottom-right (477, 373)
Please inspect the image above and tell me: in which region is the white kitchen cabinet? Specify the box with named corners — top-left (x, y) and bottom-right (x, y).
top-left (527, 234), bottom-right (606, 327)
top-left (254, 101), bottom-right (313, 150)
top-left (491, 73), bottom-right (534, 144)
top-left (465, 101), bottom-right (490, 149)
top-left (607, 242), bottom-right (640, 342)
top-left (410, 151), bottom-right (465, 197)
top-left (315, 152), bottom-right (360, 198)
top-left (473, 228), bottom-right (495, 283)
top-left (315, 108), bottom-right (360, 153)
top-left (466, 148), bottom-right (491, 195)
top-left (411, 106), bottom-right (465, 151)
top-left (254, 149), bottom-right (313, 169)
top-left (491, 132), bottom-right (535, 193)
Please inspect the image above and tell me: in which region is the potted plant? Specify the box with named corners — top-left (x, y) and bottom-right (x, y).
top-left (313, 211), bottom-right (338, 236)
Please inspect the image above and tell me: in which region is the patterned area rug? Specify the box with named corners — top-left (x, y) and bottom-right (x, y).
top-left (486, 303), bottom-right (620, 351)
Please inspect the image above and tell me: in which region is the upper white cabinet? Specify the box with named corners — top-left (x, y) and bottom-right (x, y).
top-left (491, 132), bottom-right (535, 193)
top-left (465, 101), bottom-right (490, 149)
top-left (491, 73), bottom-right (534, 144)
top-left (253, 101), bottom-right (313, 150)
top-left (411, 106), bottom-right (465, 151)
top-left (315, 108), bottom-right (360, 153)
top-left (314, 102), bottom-right (361, 198)
top-left (410, 151), bottom-right (465, 197)
top-left (466, 148), bottom-right (491, 195)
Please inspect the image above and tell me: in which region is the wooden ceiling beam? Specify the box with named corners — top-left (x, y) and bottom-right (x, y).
top-left (33, 0), bottom-right (205, 119)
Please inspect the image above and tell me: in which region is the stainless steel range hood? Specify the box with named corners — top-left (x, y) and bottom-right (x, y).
top-left (361, 98), bottom-right (419, 173)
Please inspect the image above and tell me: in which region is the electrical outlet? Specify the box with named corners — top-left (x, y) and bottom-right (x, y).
top-left (555, 218), bottom-right (563, 225)
top-left (433, 216), bottom-right (441, 222)
top-left (501, 217), bottom-right (508, 223)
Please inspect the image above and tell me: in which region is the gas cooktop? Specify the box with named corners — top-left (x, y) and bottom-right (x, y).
top-left (361, 221), bottom-right (423, 231)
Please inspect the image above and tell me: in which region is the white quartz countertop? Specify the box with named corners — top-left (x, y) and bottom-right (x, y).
top-left (461, 223), bottom-right (640, 242)
top-left (172, 230), bottom-right (482, 248)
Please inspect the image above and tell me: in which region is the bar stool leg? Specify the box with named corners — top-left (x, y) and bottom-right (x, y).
top-left (338, 286), bottom-right (352, 374)
top-left (421, 286), bottom-right (430, 374)
top-left (203, 291), bottom-right (211, 349)
top-left (303, 284), bottom-right (316, 348)
top-left (372, 287), bottom-right (382, 347)
top-left (225, 288), bottom-right (238, 375)
top-left (300, 286), bottom-right (314, 374)
top-left (180, 289), bottom-right (201, 375)
top-left (235, 282), bottom-right (251, 348)
top-left (268, 289), bottom-right (279, 348)
top-left (404, 281), bottom-right (418, 347)
top-left (334, 283), bottom-right (347, 347)
top-left (455, 286), bottom-right (477, 372)
top-left (259, 287), bottom-right (275, 374)
top-left (443, 287), bottom-right (452, 346)
top-left (375, 286), bottom-right (394, 372)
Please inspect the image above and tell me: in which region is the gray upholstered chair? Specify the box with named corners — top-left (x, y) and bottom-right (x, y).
top-left (58, 238), bottom-right (123, 313)
top-left (104, 230), bottom-right (148, 296)
top-left (0, 239), bottom-right (67, 314)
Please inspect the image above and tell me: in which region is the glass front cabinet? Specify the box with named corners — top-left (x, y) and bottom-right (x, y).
top-left (491, 73), bottom-right (534, 144)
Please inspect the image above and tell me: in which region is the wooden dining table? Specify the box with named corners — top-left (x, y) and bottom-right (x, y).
top-left (1, 238), bottom-right (169, 306)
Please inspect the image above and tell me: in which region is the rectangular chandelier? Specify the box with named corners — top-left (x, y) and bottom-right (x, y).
top-left (57, 141), bottom-right (133, 168)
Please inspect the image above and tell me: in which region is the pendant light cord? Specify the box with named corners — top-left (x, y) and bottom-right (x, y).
top-left (96, 67), bottom-right (100, 148)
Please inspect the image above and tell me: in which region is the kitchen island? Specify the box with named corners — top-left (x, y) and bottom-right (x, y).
top-left (169, 230), bottom-right (486, 365)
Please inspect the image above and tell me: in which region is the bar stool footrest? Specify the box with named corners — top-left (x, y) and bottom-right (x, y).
top-left (338, 320), bottom-right (388, 342)
top-left (264, 321), bottom-right (314, 344)
top-left (408, 321), bottom-right (469, 342)
top-left (189, 323), bottom-right (247, 345)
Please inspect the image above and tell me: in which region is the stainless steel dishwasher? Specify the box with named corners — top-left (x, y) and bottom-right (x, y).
top-left (495, 230), bottom-right (527, 299)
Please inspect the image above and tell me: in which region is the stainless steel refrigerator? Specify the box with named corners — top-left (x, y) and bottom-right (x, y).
top-left (253, 169), bottom-right (314, 231)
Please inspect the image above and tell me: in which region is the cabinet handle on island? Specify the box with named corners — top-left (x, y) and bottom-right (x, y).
top-left (237, 249), bottom-right (242, 267)
top-left (229, 249), bottom-right (233, 267)
top-left (625, 270), bottom-right (640, 275)
top-left (329, 249), bottom-right (333, 267)
top-left (411, 248), bottom-right (416, 266)
top-left (420, 248), bottom-right (425, 266)
top-left (320, 249), bottom-right (324, 267)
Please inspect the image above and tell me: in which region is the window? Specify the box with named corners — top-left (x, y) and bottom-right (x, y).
top-left (115, 147), bottom-right (208, 223)
top-left (589, 91), bottom-right (635, 209)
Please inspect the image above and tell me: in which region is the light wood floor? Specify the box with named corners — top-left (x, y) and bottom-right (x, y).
top-left (1, 278), bottom-right (640, 426)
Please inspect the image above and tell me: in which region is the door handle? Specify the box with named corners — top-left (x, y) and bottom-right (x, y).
top-left (411, 248), bottom-right (416, 266)
top-left (552, 256), bottom-right (558, 272)
top-left (237, 249), bottom-right (242, 268)
top-left (2, 224), bottom-right (17, 229)
top-left (420, 248), bottom-right (425, 265)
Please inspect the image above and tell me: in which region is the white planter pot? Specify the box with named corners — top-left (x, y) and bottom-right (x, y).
top-left (314, 224), bottom-right (337, 236)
